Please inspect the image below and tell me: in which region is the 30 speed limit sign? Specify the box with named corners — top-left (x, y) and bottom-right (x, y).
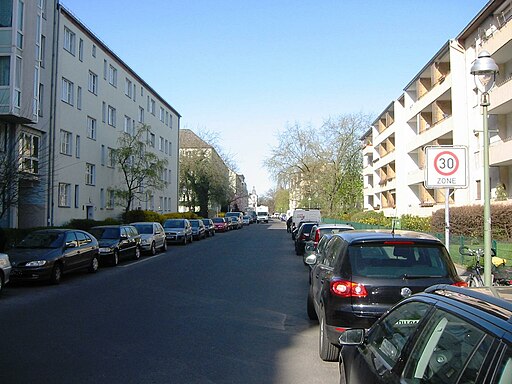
top-left (425, 146), bottom-right (468, 189)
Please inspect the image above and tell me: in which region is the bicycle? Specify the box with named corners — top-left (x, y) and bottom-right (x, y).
top-left (458, 246), bottom-right (509, 286)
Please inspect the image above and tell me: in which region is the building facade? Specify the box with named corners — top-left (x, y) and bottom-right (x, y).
top-left (0, 1), bottom-right (180, 228)
top-left (363, 0), bottom-right (512, 218)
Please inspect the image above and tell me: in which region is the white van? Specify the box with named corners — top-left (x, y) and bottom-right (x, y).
top-left (292, 209), bottom-right (321, 227)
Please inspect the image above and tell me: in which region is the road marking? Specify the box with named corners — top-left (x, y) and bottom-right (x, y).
top-left (119, 252), bottom-right (168, 267)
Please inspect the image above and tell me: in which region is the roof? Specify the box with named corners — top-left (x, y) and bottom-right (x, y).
top-left (332, 230), bottom-right (442, 244)
top-left (179, 129), bottom-right (213, 149)
top-left (456, 0), bottom-right (503, 43)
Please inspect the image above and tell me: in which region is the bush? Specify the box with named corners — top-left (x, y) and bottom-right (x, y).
top-left (122, 210), bottom-right (163, 224)
top-left (350, 211), bottom-right (391, 227)
top-left (400, 214), bottom-right (431, 232)
top-left (162, 212), bottom-right (201, 220)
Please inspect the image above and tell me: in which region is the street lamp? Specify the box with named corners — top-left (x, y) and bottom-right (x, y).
top-left (470, 50), bottom-right (498, 286)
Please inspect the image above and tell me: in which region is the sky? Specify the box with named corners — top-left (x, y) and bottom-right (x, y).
top-left (61, 0), bottom-right (488, 195)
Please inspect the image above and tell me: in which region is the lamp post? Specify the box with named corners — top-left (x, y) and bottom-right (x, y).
top-left (470, 50), bottom-right (498, 286)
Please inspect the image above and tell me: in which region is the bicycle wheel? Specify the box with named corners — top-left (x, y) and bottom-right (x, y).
top-left (466, 275), bottom-right (483, 287)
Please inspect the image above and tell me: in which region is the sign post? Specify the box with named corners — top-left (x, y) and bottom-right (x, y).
top-left (425, 146), bottom-right (468, 251)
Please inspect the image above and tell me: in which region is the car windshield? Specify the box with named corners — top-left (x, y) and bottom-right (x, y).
top-left (348, 243), bottom-right (449, 278)
top-left (225, 213), bottom-right (238, 217)
top-left (163, 220), bottom-right (184, 229)
top-left (132, 224), bottom-right (153, 234)
top-left (213, 218), bottom-right (224, 223)
top-left (89, 227), bottom-right (120, 240)
top-left (17, 232), bottom-right (64, 249)
top-left (190, 221), bottom-right (199, 227)
top-left (201, 220), bottom-right (210, 225)
top-left (257, 212), bottom-right (266, 216)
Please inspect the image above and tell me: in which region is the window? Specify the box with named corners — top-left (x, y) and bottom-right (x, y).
top-left (40, 35), bottom-right (46, 68)
top-left (164, 139), bottom-right (168, 154)
top-left (92, 44), bottom-right (96, 57)
top-left (76, 86), bottom-right (82, 109)
top-left (20, 132), bottom-right (40, 174)
top-left (124, 115), bottom-right (132, 135)
top-left (107, 147), bottom-right (115, 167)
top-left (74, 185), bottom-right (79, 208)
top-left (150, 99), bottom-right (156, 115)
top-left (61, 77), bottom-right (74, 105)
top-left (159, 107), bottom-right (164, 122)
top-left (78, 38), bottom-right (83, 61)
top-left (101, 145), bottom-right (105, 166)
top-left (125, 78), bottom-right (133, 98)
top-left (100, 188), bottom-right (105, 209)
top-left (138, 107), bottom-right (144, 123)
top-left (75, 135), bottom-right (80, 158)
top-left (108, 105), bottom-right (116, 127)
top-left (58, 183), bottom-right (71, 207)
top-left (16, 0), bottom-right (23, 49)
top-left (108, 65), bottom-right (117, 87)
top-left (0, 0), bottom-right (13, 27)
top-left (38, 83), bottom-right (43, 116)
top-left (368, 301), bottom-right (431, 368)
top-left (106, 190), bottom-right (114, 209)
top-left (85, 163), bottom-right (95, 185)
top-left (159, 136), bottom-right (164, 152)
top-left (165, 111), bottom-right (169, 126)
top-left (60, 130), bottom-right (72, 155)
top-left (402, 308), bottom-right (493, 384)
top-left (102, 101), bottom-right (106, 123)
top-left (63, 26), bottom-right (76, 55)
top-left (14, 56), bottom-right (21, 108)
top-left (88, 71), bottom-right (98, 94)
top-left (0, 56), bottom-right (9, 86)
top-left (103, 59), bottom-right (107, 80)
top-left (149, 133), bottom-right (155, 148)
top-left (87, 116), bottom-right (96, 139)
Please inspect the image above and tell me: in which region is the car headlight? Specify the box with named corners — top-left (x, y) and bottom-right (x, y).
top-left (99, 247), bottom-right (112, 253)
top-left (25, 260), bottom-right (47, 267)
top-left (141, 239), bottom-right (149, 245)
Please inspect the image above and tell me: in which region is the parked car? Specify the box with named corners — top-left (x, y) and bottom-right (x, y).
top-left (303, 233), bottom-right (335, 267)
top-left (225, 212), bottom-right (244, 228)
top-left (163, 219), bottom-right (193, 245)
top-left (242, 215), bottom-right (251, 225)
top-left (89, 225), bottom-right (141, 266)
top-left (227, 216), bottom-right (241, 230)
top-left (201, 219), bottom-right (215, 237)
top-left (0, 253), bottom-right (11, 294)
top-left (338, 285), bottom-right (512, 384)
top-left (292, 220), bottom-right (318, 241)
top-left (130, 222), bottom-right (167, 255)
top-left (305, 230), bottom-right (466, 361)
top-left (9, 229), bottom-right (100, 284)
top-left (307, 224), bottom-right (354, 250)
top-left (213, 217), bottom-right (228, 232)
top-left (189, 219), bottom-right (206, 240)
top-left (294, 222), bottom-right (319, 255)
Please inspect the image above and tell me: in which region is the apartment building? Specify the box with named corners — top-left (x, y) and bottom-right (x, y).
top-left (0, 1), bottom-right (180, 228)
top-left (363, 0), bottom-right (512, 218)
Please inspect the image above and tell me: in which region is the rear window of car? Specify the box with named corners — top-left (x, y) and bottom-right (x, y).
top-left (319, 227), bottom-right (352, 236)
top-left (348, 243), bottom-right (450, 278)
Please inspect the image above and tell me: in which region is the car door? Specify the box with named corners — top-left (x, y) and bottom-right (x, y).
top-left (74, 230), bottom-right (93, 268)
top-left (154, 223), bottom-right (164, 248)
top-left (344, 301), bottom-right (433, 384)
top-left (62, 231), bottom-right (80, 271)
top-left (311, 237), bottom-right (339, 311)
top-left (119, 227), bottom-right (131, 259)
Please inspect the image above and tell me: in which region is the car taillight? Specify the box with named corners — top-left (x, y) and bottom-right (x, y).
top-left (452, 281), bottom-right (468, 287)
top-left (330, 280), bottom-right (368, 298)
top-left (314, 229), bottom-right (321, 243)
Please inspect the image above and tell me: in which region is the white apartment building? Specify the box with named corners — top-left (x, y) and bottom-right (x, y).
top-left (0, 1), bottom-right (180, 228)
top-left (363, 0), bottom-right (512, 218)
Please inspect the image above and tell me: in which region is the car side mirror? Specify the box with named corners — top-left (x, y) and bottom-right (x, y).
top-left (338, 329), bottom-right (365, 345)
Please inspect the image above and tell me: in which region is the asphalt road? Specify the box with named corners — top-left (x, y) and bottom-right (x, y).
top-left (0, 220), bottom-right (338, 384)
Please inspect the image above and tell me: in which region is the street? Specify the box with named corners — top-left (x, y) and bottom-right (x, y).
top-left (0, 221), bottom-right (338, 384)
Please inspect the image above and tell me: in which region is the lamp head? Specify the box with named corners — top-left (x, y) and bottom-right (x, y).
top-left (470, 51), bottom-right (498, 93)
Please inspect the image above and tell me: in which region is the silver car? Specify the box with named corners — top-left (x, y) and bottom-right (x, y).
top-left (130, 222), bottom-right (167, 255)
top-left (0, 253), bottom-right (11, 295)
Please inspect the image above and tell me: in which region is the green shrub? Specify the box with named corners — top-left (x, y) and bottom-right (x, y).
top-left (400, 214), bottom-right (431, 232)
top-left (122, 210), bottom-right (163, 223)
top-left (162, 212), bottom-right (201, 220)
top-left (350, 211), bottom-right (391, 227)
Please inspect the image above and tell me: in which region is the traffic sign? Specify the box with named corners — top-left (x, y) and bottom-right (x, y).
top-left (425, 146), bottom-right (468, 189)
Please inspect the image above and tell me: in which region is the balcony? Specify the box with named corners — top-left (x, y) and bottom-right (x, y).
top-left (407, 115), bottom-right (453, 152)
top-left (480, 18), bottom-right (512, 57)
top-left (490, 137), bottom-right (512, 166)
top-left (489, 76), bottom-right (512, 115)
top-left (406, 73), bottom-right (452, 120)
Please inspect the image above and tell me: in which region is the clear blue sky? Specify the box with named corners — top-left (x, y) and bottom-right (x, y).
top-left (61, 0), bottom-right (487, 195)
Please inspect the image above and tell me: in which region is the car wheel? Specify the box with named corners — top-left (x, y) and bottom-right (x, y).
top-left (111, 250), bottom-right (119, 266)
top-left (134, 246), bottom-right (141, 260)
top-left (307, 289), bottom-right (318, 321)
top-left (319, 314), bottom-right (339, 361)
top-left (150, 242), bottom-right (156, 256)
top-left (339, 355), bottom-right (348, 384)
top-left (89, 255), bottom-right (99, 273)
top-left (161, 241), bottom-right (168, 252)
top-left (50, 263), bottom-right (62, 284)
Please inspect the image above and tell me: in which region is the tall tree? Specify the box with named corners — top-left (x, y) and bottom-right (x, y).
top-left (111, 124), bottom-right (168, 213)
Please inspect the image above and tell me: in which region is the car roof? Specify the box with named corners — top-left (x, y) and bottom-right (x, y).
top-left (424, 284), bottom-right (512, 325)
top-left (314, 224), bottom-right (354, 229)
top-left (131, 222), bottom-right (159, 225)
top-left (331, 229), bottom-right (442, 244)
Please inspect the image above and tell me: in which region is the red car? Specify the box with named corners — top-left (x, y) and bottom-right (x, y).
top-left (213, 217), bottom-right (228, 232)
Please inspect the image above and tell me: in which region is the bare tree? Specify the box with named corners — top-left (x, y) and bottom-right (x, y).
top-left (111, 124), bottom-right (168, 213)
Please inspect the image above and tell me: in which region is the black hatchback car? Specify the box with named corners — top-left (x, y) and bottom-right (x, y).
top-left (338, 285), bottom-right (512, 384)
top-left (305, 230), bottom-right (465, 361)
top-left (9, 229), bottom-right (99, 284)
